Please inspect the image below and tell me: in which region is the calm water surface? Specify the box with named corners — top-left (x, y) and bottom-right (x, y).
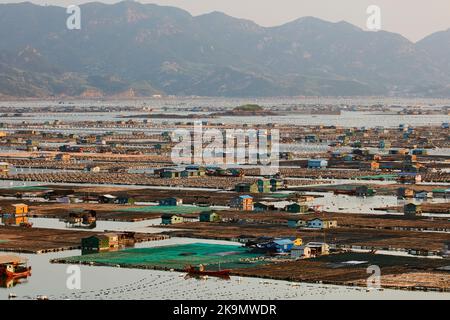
top-left (2, 237), bottom-right (450, 300)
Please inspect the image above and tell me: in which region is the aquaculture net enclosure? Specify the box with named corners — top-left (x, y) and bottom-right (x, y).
top-left (62, 243), bottom-right (266, 270)
top-left (121, 206), bottom-right (208, 214)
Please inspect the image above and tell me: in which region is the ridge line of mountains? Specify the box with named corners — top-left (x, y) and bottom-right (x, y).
top-left (1, 1), bottom-right (450, 98)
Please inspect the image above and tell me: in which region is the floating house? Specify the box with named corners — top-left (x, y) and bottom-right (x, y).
top-left (296, 195), bottom-right (315, 203)
top-left (99, 194), bottom-right (117, 204)
top-left (307, 218), bottom-right (338, 229)
top-left (397, 173), bottom-right (422, 184)
top-left (256, 179), bottom-right (272, 193)
top-left (54, 153), bottom-right (71, 162)
top-left (307, 159), bottom-right (328, 169)
top-left (116, 195), bottom-right (135, 205)
top-left (180, 170), bottom-right (205, 178)
top-left (81, 234), bottom-right (115, 254)
top-left (159, 197), bottom-right (183, 206)
top-left (411, 149), bottom-right (428, 156)
top-left (359, 161), bottom-right (380, 171)
top-left (378, 140), bottom-right (391, 149)
top-left (397, 187), bottom-right (414, 199)
top-left (285, 203), bottom-right (309, 214)
top-left (443, 242), bottom-right (450, 258)
top-left (414, 191), bottom-right (432, 200)
top-left (65, 209), bottom-right (96, 229)
top-left (160, 169), bottom-right (182, 178)
top-left (355, 185), bottom-right (375, 197)
top-left (199, 211), bottom-right (221, 222)
top-left (235, 183), bottom-right (259, 193)
top-left (291, 246), bottom-right (312, 259)
top-left (258, 239), bottom-right (294, 254)
top-left (279, 152), bottom-right (294, 160)
top-left (432, 189), bottom-right (450, 199)
top-left (305, 135), bottom-right (317, 143)
top-left (287, 218), bottom-right (308, 228)
top-left (253, 202), bottom-right (276, 212)
top-left (1, 204), bottom-right (29, 226)
top-left (269, 178), bottom-right (284, 191)
top-left (404, 203), bottom-right (422, 218)
top-left (0, 162), bottom-right (10, 175)
top-left (161, 214), bottom-right (184, 225)
top-left (84, 165), bottom-right (101, 172)
top-left (230, 195), bottom-right (254, 211)
top-left (305, 242), bottom-right (330, 256)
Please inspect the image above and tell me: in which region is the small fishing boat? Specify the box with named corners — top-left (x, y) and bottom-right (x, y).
top-left (185, 264), bottom-right (230, 278)
top-left (0, 255), bottom-right (32, 279)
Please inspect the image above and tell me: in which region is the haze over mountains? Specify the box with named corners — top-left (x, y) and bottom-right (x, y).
top-left (1, 1), bottom-right (450, 98)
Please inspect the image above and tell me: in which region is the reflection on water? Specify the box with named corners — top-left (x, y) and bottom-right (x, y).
top-left (29, 217), bottom-right (175, 234)
top-left (0, 277), bottom-right (30, 289)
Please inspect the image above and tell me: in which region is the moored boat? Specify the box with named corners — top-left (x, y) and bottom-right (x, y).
top-left (0, 255), bottom-right (32, 279)
top-left (185, 264), bottom-right (230, 278)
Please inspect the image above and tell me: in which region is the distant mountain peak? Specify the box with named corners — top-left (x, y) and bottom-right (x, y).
top-left (0, 1), bottom-right (449, 98)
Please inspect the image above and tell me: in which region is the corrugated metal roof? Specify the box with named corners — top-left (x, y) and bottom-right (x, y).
top-left (273, 239), bottom-right (293, 245)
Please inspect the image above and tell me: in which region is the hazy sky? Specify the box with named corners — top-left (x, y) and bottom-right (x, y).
top-left (2, 0), bottom-right (450, 41)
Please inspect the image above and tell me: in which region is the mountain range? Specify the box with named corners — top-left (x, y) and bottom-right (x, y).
top-left (1, 1), bottom-right (450, 98)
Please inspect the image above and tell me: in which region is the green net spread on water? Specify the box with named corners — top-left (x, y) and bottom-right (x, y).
top-left (358, 174), bottom-right (397, 180)
top-left (63, 243), bottom-right (266, 270)
top-left (121, 206), bottom-right (210, 214)
top-left (8, 186), bottom-right (51, 190)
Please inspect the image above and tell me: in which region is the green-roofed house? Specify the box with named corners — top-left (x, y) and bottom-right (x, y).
top-left (199, 211), bottom-right (221, 222)
top-left (81, 235), bottom-right (110, 254)
top-left (235, 182), bottom-right (259, 193)
top-left (257, 179), bottom-right (272, 193)
top-left (159, 197), bottom-right (183, 206)
top-left (404, 203), bottom-right (422, 218)
top-left (355, 185), bottom-right (375, 197)
top-left (432, 189), bottom-right (450, 199)
top-left (285, 203), bottom-right (309, 214)
top-left (161, 214), bottom-right (184, 225)
top-left (269, 178), bottom-right (284, 192)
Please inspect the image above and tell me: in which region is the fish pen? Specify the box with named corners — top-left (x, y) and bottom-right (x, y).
top-left (53, 243), bottom-right (269, 271)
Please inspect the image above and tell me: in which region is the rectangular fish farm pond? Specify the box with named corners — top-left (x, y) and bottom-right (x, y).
top-left (51, 243), bottom-right (269, 271)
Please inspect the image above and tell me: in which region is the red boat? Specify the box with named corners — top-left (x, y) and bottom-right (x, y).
top-left (185, 264), bottom-right (230, 278)
top-left (0, 255), bottom-right (32, 279)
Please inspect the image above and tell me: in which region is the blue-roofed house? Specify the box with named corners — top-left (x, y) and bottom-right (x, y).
top-left (230, 195), bottom-right (254, 211)
top-left (257, 238), bottom-right (294, 253)
top-left (272, 239), bottom-right (294, 253)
